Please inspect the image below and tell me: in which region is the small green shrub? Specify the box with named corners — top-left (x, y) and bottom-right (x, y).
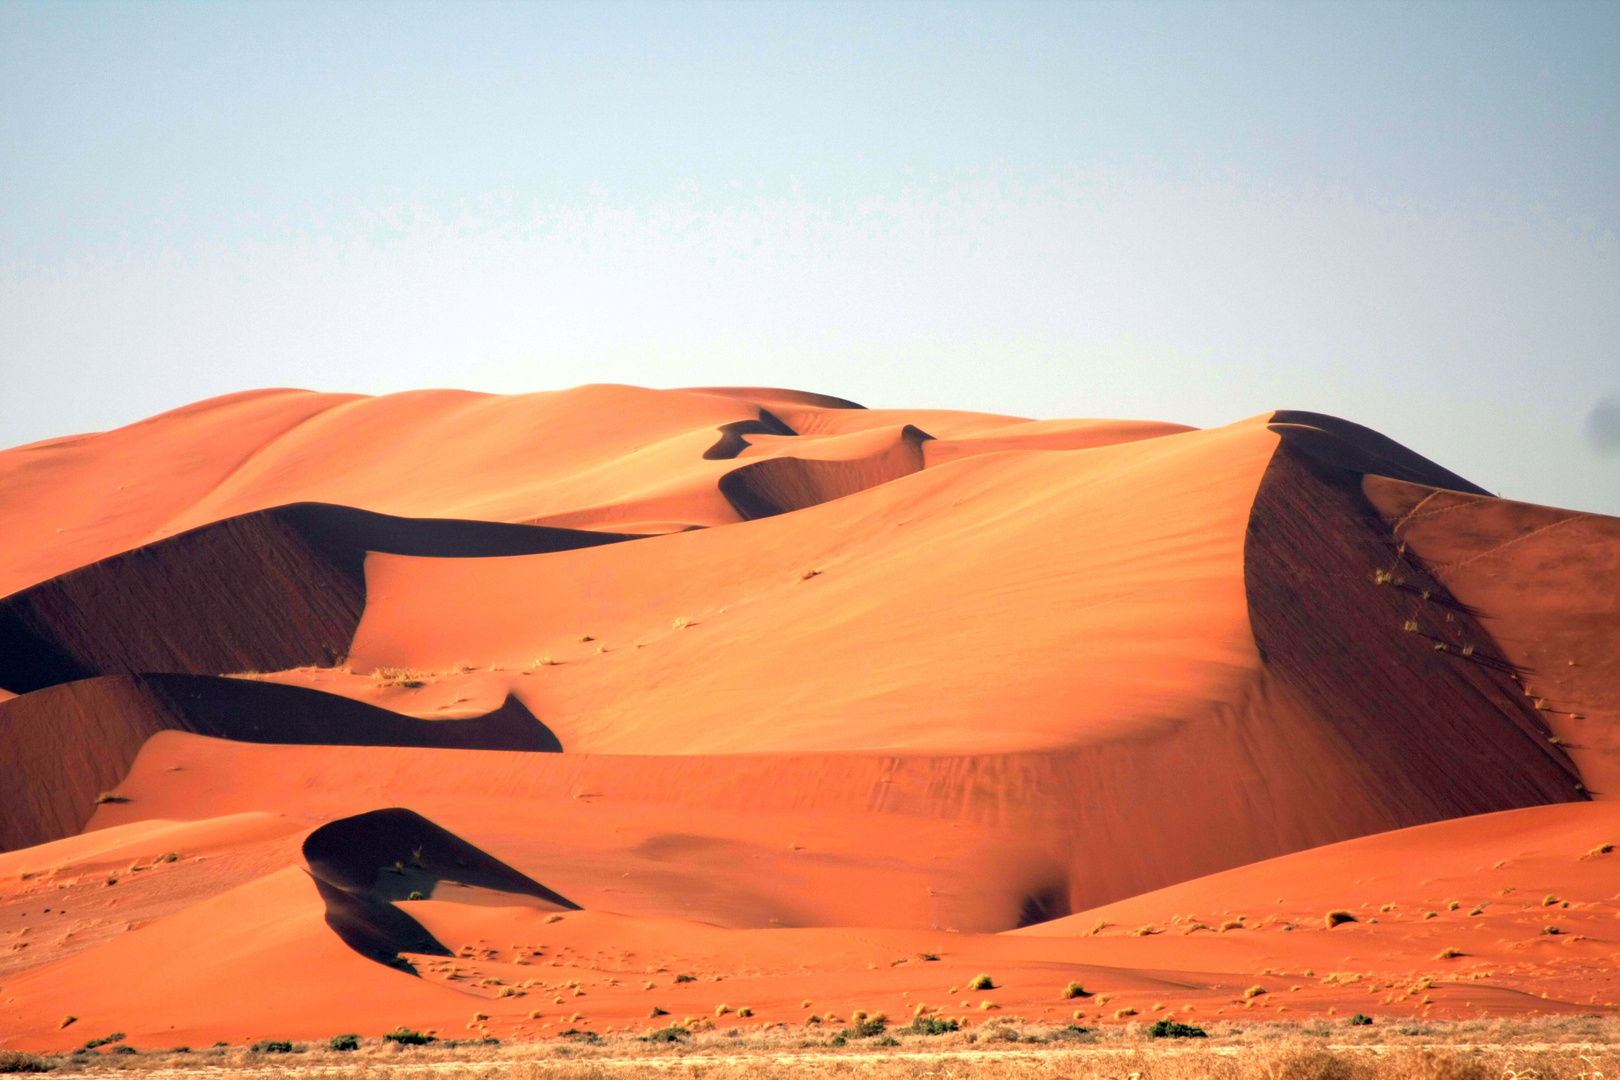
top-left (1349, 1014), bottom-right (1374, 1026)
top-left (250, 1041), bottom-right (293, 1054)
top-left (841, 1014), bottom-right (889, 1039)
top-left (382, 1027), bottom-right (435, 1046)
top-left (644, 1026), bottom-right (689, 1043)
top-left (109, 1046), bottom-right (137, 1056)
top-left (1149, 1019), bottom-right (1207, 1038)
top-left (407, 891), bottom-right (426, 901)
top-left (79, 1034), bottom-right (125, 1051)
top-left (967, 973), bottom-right (995, 990)
top-left (327, 1035), bottom-right (359, 1052)
top-left (906, 1015), bottom-right (960, 1036)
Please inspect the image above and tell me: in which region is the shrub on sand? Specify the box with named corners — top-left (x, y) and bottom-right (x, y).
top-left (382, 1028), bottom-right (435, 1046)
top-left (0, 1051), bottom-right (55, 1073)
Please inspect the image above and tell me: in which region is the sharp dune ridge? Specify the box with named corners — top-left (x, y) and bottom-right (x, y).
top-left (0, 385), bottom-right (1615, 1052)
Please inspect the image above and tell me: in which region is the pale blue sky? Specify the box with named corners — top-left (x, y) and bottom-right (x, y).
top-left (2, 1), bottom-right (1617, 511)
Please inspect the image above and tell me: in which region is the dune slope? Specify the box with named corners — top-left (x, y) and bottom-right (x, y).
top-left (0, 676), bottom-right (559, 851)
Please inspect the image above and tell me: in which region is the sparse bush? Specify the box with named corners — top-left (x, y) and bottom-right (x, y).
top-left (1324, 909), bottom-right (1357, 928)
top-left (674, 973), bottom-right (697, 983)
top-left (78, 1034), bottom-right (125, 1051)
top-left (0, 1052), bottom-right (54, 1073)
top-left (327, 1035), bottom-right (359, 1051)
top-left (1062, 981), bottom-right (1087, 998)
top-left (841, 1014), bottom-right (889, 1039)
top-left (906, 1015), bottom-right (960, 1036)
top-left (407, 891), bottom-right (426, 900)
top-left (382, 1027), bottom-right (435, 1045)
top-left (644, 1026), bottom-right (689, 1043)
top-left (250, 1040), bottom-right (293, 1054)
top-left (1150, 1019), bottom-right (1208, 1038)
top-left (1349, 1013), bottom-right (1374, 1025)
top-left (967, 973), bottom-right (995, 990)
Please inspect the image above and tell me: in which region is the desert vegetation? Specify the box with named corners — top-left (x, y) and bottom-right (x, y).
top-left (15, 1017), bottom-right (1619, 1078)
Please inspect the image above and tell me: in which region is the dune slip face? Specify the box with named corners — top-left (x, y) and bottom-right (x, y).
top-left (0, 675), bottom-right (560, 852)
top-left (0, 385), bottom-right (1616, 1051)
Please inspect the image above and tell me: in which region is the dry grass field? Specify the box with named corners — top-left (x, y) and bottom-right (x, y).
top-left (6, 1017), bottom-right (1617, 1080)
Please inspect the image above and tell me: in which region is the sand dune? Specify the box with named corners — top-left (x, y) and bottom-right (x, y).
top-left (0, 386), bottom-right (1615, 1050)
top-left (0, 676), bottom-right (559, 851)
top-left (0, 503), bottom-right (634, 695)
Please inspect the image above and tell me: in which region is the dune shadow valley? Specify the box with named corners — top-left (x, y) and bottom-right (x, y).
top-left (1, 384), bottom-right (1618, 1058)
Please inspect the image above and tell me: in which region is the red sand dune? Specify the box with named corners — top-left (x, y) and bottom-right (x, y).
top-left (0, 386), bottom-right (1615, 1050)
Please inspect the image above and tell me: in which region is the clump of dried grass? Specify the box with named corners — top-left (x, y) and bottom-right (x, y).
top-left (370, 666), bottom-right (430, 688)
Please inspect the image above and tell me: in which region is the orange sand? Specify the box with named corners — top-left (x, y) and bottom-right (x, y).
top-left (0, 386), bottom-right (1614, 1050)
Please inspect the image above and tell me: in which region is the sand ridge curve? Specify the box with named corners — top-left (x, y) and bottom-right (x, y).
top-left (0, 675), bottom-right (561, 852)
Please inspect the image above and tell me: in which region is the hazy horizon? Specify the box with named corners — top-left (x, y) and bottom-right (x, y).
top-left (3, 0), bottom-right (1616, 512)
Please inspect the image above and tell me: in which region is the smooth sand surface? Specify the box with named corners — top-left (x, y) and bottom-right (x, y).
top-left (0, 386), bottom-right (1615, 1050)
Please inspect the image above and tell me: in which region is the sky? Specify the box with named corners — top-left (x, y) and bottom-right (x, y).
top-left (2, 0), bottom-right (1617, 512)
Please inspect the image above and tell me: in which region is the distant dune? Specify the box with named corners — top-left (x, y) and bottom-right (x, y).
top-left (0, 386), bottom-right (1614, 1050)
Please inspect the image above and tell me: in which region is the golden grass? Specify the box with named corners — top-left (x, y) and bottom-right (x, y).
top-left (28, 1018), bottom-right (1620, 1080)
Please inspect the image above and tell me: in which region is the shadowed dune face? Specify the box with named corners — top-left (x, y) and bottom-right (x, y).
top-left (0, 503), bottom-right (635, 695)
top-left (1267, 410), bottom-right (1492, 496)
top-left (302, 807), bottom-right (575, 967)
top-left (302, 807), bottom-right (577, 909)
top-left (1245, 442), bottom-right (1584, 821)
top-left (0, 676), bottom-right (559, 851)
top-left (1362, 476), bottom-right (1620, 798)
top-left (0, 386), bottom-right (1617, 1048)
top-left (718, 423), bottom-right (934, 519)
top-left (701, 408), bottom-right (798, 460)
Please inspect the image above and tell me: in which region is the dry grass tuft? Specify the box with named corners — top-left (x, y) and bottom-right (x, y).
top-left (1324, 909), bottom-right (1357, 928)
top-left (0, 1050), bottom-right (54, 1073)
top-left (371, 666), bottom-right (430, 688)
